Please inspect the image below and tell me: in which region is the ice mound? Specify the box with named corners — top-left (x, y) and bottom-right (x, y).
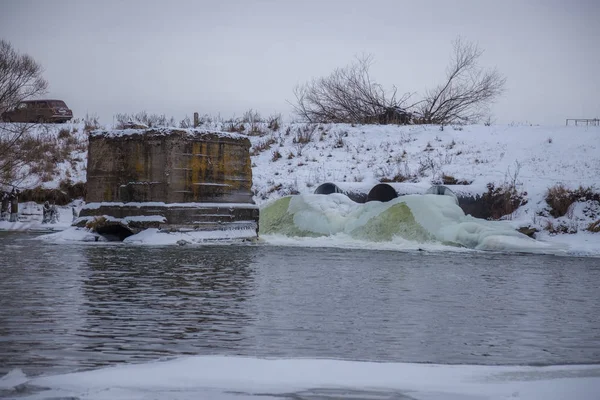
top-left (260, 193), bottom-right (564, 253)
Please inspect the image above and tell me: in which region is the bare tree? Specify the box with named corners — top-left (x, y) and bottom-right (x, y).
top-left (418, 38), bottom-right (506, 124)
top-left (292, 55), bottom-right (413, 124)
top-left (0, 39), bottom-right (49, 189)
top-left (0, 39), bottom-right (48, 114)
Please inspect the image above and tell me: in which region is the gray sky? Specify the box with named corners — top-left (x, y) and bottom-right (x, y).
top-left (2, 0), bottom-right (599, 125)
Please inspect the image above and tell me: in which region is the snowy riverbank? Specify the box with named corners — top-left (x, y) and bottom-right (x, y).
top-left (1, 122), bottom-right (598, 254)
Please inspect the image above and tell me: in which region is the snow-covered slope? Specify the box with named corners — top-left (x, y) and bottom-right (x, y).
top-left (3, 121), bottom-right (599, 251)
top-left (247, 123), bottom-right (599, 205)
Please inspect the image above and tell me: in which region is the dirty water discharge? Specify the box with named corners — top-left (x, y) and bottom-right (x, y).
top-left (0, 231), bottom-right (599, 378)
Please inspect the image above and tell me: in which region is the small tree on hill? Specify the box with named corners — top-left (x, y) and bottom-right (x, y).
top-left (292, 55), bottom-right (413, 124)
top-left (0, 39), bottom-right (49, 189)
top-left (417, 38), bottom-right (506, 124)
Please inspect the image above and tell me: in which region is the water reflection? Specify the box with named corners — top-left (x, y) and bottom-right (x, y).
top-left (77, 246), bottom-right (257, 365)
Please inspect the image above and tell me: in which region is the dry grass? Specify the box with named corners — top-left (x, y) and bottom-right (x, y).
top-left (293, 125), bottom-right (316, 144)
top-left (250, 137), bottom-right (277, 155)
top-left (545, 184), bottom-right (600, 218)
top-left (441, 174), bottom-right (472, 185)
top-left (588, 220), bottom-right (600, 233)
top-left (85, 216), bottom-right (107, 230)
top-left (114, 111), bottom-right (175, 129)
top-left (545, 184), bottom-right (573, 218)
top-left (271, 150), bottom-right (282, 161)
top-left (482, 182), bottom-right (528, 220)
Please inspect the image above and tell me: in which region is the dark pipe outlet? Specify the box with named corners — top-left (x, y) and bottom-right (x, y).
top-left (96, 223), bottom-right (134, 241)
top-left (366, 183), bottom-right (398, 202)
top-left (314, 182), bottom-right (342, 195)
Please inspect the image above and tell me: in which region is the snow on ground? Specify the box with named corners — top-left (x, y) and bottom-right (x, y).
top-left (0, 201), bottom-right (82, 232)
top-left (0, 121), bottom-right (89, 190)
top-left (2, 122), bottom-right (599, 254)
top-left (1, 356), bottom-right (599, 400)
top-left (247, 123), bottom-right (600, 205)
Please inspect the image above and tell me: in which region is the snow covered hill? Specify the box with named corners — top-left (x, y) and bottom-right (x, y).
top-left (2, 120), bottom-right (599, 248)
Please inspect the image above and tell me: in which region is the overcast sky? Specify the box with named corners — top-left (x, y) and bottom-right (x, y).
top-left (2, 0), bottom-right (599, 125)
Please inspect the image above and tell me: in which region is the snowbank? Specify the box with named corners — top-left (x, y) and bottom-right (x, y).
top-left (2, 356), bottom-right (599, 400)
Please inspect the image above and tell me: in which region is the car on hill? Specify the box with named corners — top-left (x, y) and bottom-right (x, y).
top-left (1, 99), bottom-right (73, 123)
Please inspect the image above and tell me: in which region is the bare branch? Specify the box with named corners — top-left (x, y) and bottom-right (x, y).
top-left (418, 38), bottom-right (506, 124)
top-left (0, 40), bottom-right (49, 189)
top-left (291, 55), bottom-right (413, 124)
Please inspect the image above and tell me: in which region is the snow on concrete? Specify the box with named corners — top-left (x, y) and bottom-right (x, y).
top-left (1, 356), bottom-right (599, 400)
top-left (81, 201), bottom-right (259, 210)
top-left (91, 127), bottom-right (247, 140)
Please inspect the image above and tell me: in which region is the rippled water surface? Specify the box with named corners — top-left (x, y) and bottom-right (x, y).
top-left (0, 232), bottom-right (599, 377)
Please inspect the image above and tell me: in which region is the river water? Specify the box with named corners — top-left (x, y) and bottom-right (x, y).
top-left (0, 231), bottom-right (599, 379)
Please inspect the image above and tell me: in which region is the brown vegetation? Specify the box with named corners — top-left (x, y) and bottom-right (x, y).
top-left (482, 182), bottom-right (527, 220)
top-left (545, 184), bottom-right (600, 218)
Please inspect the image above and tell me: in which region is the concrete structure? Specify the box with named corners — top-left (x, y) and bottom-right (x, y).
top-left (76, 128), bottom-right (258, 239)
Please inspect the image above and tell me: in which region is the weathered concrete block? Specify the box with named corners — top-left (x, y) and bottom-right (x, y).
top-left (79, 128), bottom-right (258, 238)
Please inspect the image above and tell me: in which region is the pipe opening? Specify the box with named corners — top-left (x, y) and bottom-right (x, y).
top-left (96, 223), bottom-right (135, 241)
top-left (314, 182), bottom-right (342, 195)
top-left (366, 183), bottom-right (398, 202)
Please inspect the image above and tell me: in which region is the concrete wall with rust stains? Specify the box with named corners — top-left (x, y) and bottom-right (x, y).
top-left (86, 129), bottom-right (254, 204)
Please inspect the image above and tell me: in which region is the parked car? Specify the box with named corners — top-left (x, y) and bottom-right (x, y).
top-left (1, 99), bottom-right (73, 123)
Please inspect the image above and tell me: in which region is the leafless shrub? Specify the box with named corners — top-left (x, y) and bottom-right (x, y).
top-left (376, 162), bottom-right (415, 183)
top-left (481, 162), bottom-right (527, 220)
top-left (482, 182), bottom-right (527, 220)
top-left (417, 38), bottom-right (506, 124)
top-left (114, 111), bottom-right (176, 129)
top-left (292, 54), bottom-right (413, 124)
top-left (545, 184), bottom-right (600, 218)
top-left (250, 137), bottom-right (277, 155)
top-left (242, 109), bottom-right (262, 123)
top-left (271, 150), bottom-right (282, 161)
top-left (267, 114), bottom-right (281, 131)
top-left (293, 124), bottom-right (315, 144)
top-left (441, 174), bottom-right (472, 185)
top-left (545, 220), bottom-right (578, 235)
top-left (179, 115), bottom-right (193, 128)
top-left (225, 120), bottom-right (245, 133)
top-left (332, 131), bottom-right (345, 148)
top-left (79, 113), bottom-right (101, 133)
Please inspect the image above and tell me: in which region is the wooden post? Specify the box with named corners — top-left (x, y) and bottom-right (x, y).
top-left (193, 112), bottom-right (199, 128)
